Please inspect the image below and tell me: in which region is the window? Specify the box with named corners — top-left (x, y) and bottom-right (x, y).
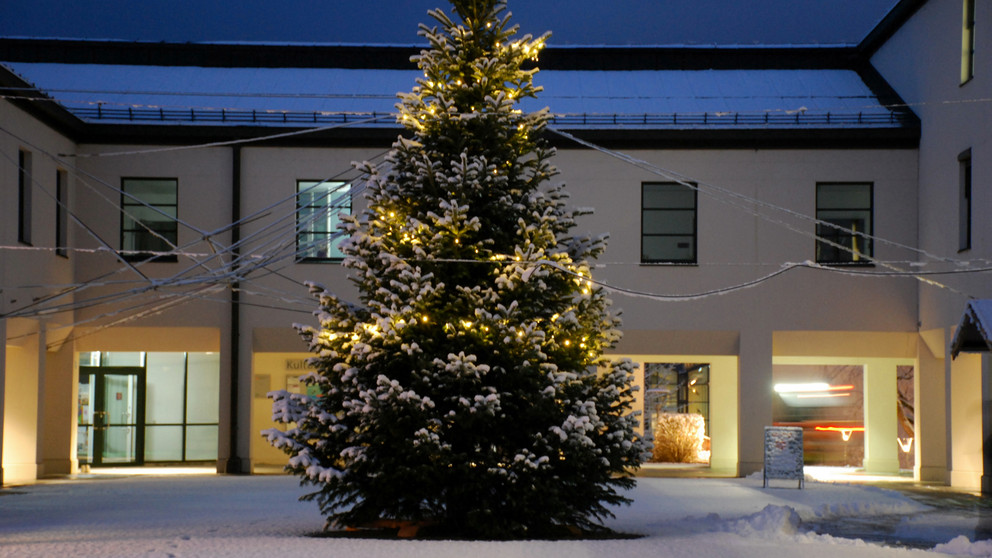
top-left (297, 180), bottom-right (351, 261)
top-left (641, 182), bottom-right (697, 263)
top-left (960, 149), bottom-right (972, 251)
top-left (962, 0), bottom-right (976, 84)
top-left (56, 169), bottom-right (68, 258)
top-left (815, 182), bottom-right (873, 264)
top-left (18, 149), bottom-right (32, 245)
top-left (644, 363), bottom-right (710, 464)
top-left (121, 178), bottom-right (178, 261)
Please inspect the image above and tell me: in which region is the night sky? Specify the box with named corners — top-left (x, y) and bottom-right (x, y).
top-left (1, 0), bottom-right (899, 46)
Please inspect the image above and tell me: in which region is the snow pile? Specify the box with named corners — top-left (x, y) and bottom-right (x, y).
top-left (813, 499), bottom-right (924, 520)
top-left (718, 504), bottom-right (802, 538)
top-left (935, 535), bottom-right (992, 557)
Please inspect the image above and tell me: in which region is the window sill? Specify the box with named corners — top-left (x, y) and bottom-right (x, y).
top-left (814, 260), bottom-right (875, 268)
top-left (123, 254), bottom-right (179, 263)
top-left (640, 261), bottom-right (698, 267)
top-left (297, 258), bottom-right (345, 264)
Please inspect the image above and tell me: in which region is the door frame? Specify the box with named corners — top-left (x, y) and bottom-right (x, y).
top-left (79, 366), bottom-right (146, 467)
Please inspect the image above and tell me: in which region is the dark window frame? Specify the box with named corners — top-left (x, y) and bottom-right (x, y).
top-left (815, 182), bottom-right (874, 265)
top-left (120, 177), bottom-right (179, 263)
top-left (296, 179), bottom-right (351, 263)
top-left (641, 181), bottom-right (698, 264)
top-left (56, 169), bottom-right (68, 258)
top-left (959, 149), bottom-right (972, 252)
top-left (18, 149), bottom-right (32, 245)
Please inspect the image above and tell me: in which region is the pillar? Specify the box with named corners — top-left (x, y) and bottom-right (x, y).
top-left (39, 341), bottom-right (77, 475)
top-left (982, 354), bottom-right (992, 493)
top-left (34, 325), bottom-right (46, 476)
top-left (950, 352), bottom-right (982, 489)
top-left (2, 320), bottom-right (40, 485)
top-left (863, 360), bottom-right (899, 473)
top-left (0, 318), bottom-right (6, 485)
top-left (916, 330), bottom-right (949, 483)
top-left (738, 329), bottom-right (773, 476)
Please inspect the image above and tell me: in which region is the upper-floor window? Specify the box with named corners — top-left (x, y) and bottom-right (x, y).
top-left (959, 149), bottom-right (972, 251)
top-left (641, 182), bottom-right (697, 264)
top-left (297, 180), bottom-right (351, 261)
top-left (815, 182), bottom-right (873, 264)
top-left (18, 149), bottom-right (32, 245)
top-left (962, 0), bottom-right (976, 84)
top-left (56, 169), bottom-right (68, 258)
top-left (121, 177), bottom-right (178, 262)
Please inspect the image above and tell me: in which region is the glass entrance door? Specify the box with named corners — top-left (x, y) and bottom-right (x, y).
top-left (78, 367), bottom-right (146, 466)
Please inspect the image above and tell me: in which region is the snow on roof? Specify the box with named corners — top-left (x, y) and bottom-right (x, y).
top-left (951, 299), bottom-right (992, 357)
top-left (3, 62), bottom-right (907, 129)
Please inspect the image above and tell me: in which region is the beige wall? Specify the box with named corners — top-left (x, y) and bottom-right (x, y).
top-left (554, 147), bottom-right (920, 335)
top-left (1, 100), bottom-right (77, 485)
top-left (870, 0), bottom-right (992, 491)
top-left (872, 0), bottom-right (992, 330)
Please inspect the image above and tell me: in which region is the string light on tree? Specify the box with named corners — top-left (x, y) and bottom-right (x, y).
top-left (265, 0), bottom-right (647, 539)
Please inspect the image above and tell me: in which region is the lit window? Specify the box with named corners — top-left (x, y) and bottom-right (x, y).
top-left (641, 182), bottom-right (697, 264)
top-left (959, 149), bottom-right (972, 251)
top-left (56, 169), bottom-right (68, 258)
top-left (962, 0), bottom-right (976, 84)
top-left (121, 178), bottom-right (178, 261)
top-left (18, 149), bottom-right (32, 245)
top-left (297, 180), bottom-right (351, 261)
top-left (644, 363), bottom-right (710, 464)
top-left (816, 182), bottom-right (873, 264)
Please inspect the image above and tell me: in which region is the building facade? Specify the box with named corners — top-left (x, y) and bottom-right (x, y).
top-left (1, 0), bottom-right (989, 489)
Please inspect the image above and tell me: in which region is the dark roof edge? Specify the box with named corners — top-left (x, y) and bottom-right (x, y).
top-left (858, 0), bottom-right (928, 58)
top-left (855, 61), bottom-right (921, 126)
top-left (0, 37), bottom-right (860, 71)
top-left (66, 122), bottom-right (919, 151)
top-left (0, 64), bottom-right (84, 139)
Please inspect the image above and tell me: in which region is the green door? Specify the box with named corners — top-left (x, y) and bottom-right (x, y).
top-left (78, 367), bottom-right (146, 466)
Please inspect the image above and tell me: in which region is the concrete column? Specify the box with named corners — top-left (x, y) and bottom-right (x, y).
top-left (863, 360), bottom-right (899, 473)
top-left (34, 325), bottom-right (46, 477)
top-left (982, 354), bottom-right (992, 494)
top-left (950, 352), bottom-right (983, 490)
top-left (708, 356), bottom-right (740, 475)
top-left (916, 331), bottom-right (949, 483)
top-left (0, 318), bottom-right (6, 486)
top-left (2, 320), bottom-right (40, 485)
top-left (39, 342), bottom-right (77, 476)
top-left (738, 329), bottom-right (773, 476)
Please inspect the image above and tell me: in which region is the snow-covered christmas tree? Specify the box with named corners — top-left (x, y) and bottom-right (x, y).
top-left (264, 0), bottom-right (648, 539)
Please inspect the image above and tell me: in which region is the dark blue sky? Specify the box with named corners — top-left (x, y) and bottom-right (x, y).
top-left (0, 0), bottom-right (899, 46)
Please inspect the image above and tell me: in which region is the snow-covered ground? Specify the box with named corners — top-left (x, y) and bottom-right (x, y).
top-left (0, 471), bottom-right (989, 558)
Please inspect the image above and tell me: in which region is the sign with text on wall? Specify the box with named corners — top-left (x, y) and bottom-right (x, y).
top-left (285, 358), bottom-right (321, 397)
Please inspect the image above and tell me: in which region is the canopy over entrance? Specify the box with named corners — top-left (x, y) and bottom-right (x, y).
top-left (951, 300), bottom-right (992, 358)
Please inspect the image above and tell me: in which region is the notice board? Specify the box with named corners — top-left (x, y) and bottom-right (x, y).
top-left (763, 426), bottom-right (804, 489)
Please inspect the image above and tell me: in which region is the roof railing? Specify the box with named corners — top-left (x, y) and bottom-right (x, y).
top-left (68, 106), bottom-right (915, 128)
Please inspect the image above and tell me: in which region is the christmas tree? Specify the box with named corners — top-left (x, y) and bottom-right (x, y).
top-left (264, 0), bottom-right (648, 539)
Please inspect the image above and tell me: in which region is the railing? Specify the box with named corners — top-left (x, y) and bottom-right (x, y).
top-left (70, 106), bottom-right (915, 128)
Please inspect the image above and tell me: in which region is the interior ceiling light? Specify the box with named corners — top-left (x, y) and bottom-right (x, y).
top-left (773, 383), bottom-right (854, 394)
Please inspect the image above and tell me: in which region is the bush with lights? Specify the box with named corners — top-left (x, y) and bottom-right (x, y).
top-left (264, 0), bottom-right (648, 539)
